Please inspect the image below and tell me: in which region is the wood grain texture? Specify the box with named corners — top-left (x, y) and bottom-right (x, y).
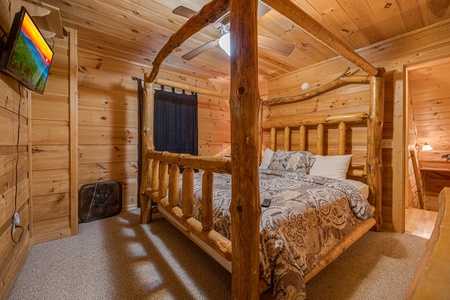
top-left (229, 0), bottom-right (261, 297)
top-left (406, 187), bottom-right (450, 299)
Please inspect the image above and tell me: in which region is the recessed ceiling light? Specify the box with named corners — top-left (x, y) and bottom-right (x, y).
top-left (301, 82), bottom-right (309, 90)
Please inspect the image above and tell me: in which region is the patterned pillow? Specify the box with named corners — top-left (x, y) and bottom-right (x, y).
top-left (267, 150), bottom-right (316, 174)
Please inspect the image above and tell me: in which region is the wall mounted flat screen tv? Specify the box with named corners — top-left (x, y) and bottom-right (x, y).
top-left (0, 6), bottom-right (54, 94)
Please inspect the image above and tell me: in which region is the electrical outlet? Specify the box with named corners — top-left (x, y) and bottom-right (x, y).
top-left (13, 211), bottom-right (20, 225)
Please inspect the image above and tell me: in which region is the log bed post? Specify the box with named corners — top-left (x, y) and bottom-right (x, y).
top-left (367, 67), bottom-right (385, 231)
top-left (140, 74), bottom-right (155, 224)
top-left (230, 0), bottom-right (261, 298)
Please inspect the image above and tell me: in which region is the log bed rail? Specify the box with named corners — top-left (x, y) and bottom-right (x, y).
top-left (144, 151), bottom-right (233, 261)
top-left (140, 0), bottom-right (384, 298)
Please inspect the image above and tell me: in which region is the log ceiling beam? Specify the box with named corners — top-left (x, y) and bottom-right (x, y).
top-left (261, 0), bottom-right (379, 76)
top-left (146, 0), bottom-right (230, 83)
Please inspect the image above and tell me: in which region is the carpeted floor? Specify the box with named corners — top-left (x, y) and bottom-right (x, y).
top-left (8, 210), bottom-right (426, 300)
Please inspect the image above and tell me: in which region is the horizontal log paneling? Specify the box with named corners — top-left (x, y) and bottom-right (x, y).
top-left (32, 145), bottom-right (69, 170)
top-left (78, 125), bottom-right (138, 145)
top-left (120, 177), bottom-right (138, 210)
top-left (0, 78), bottom-right (28, 118)
top-left (78, 162), bottom-right (138, 185)
top-left (41, 76), bottom-right (70, 98)
top-left (78, 87), bottom-right (139, 111)
top-left (78, 109), bottom-right (137, 128)
top-left (32, 169), bottom-right (70, 197)
top-left (32, 216), bottom-right (72, 243)
top-left (0, 179), bottom-right (29, 230)
top-left (0, 12), bottom-right (32, 293)
top-left (78, 144), bottom-right (138, 164)
top-left (0, 109), bottom-right (28, 146)
top-left (33, 193), bottom-right (70, 223)
top-left (31, 94), bottom-right (69, 122)
top-left (31, 120), bottom-right (69, 145)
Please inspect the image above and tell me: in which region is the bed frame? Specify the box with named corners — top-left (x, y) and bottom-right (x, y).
top-left (139, 0), bottom-right (385, 298)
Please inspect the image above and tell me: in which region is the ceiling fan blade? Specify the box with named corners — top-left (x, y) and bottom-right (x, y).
top-left (258, 35), bottom-right (295, 56)
top-left (182, 39), bottom-right (220, 60)
top-left (172, 6), bottom-right (197, 18)
top-left (258, 1), bottom-right (271, 18)
top-left (173, 6), bottom-right (225, 29)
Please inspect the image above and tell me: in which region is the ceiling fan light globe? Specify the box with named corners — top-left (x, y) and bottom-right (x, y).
top-left (219, 32), bottom-right (231, 56)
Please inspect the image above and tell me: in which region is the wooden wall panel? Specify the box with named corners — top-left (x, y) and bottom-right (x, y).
top-left (0, 4), bottom-right (32, 293)
top-left (266, 20), bottom-right (450, 230)
top-left (77, 50), bottom-right (230, 211)
top-left (30, 32), bottom-right (76, 244)
top-left (77, 52), bottom-right (140, 211)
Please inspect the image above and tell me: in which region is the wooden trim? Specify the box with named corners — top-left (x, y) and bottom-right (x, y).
top-left (147, 0), bottom-right (230, 83)
top-left (261, 0), bottom-right (378, 76)
top-left (405, 187), bottom-right (450, 299)
top-left (69, 28), bottom-right (79, 235)
top-left (27, 88), bottom-right (33, 239)
top-left (391, 70), bottom-right (405, 232)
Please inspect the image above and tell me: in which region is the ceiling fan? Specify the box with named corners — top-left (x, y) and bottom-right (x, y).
top-left (172, 2), bottom-right (296, 60)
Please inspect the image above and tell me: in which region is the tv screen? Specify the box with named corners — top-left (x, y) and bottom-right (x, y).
top-left (0, 6), bottom-right (54, 94)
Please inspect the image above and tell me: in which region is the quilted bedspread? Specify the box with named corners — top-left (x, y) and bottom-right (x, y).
top-left (184, 169), bottom-right (374, 299)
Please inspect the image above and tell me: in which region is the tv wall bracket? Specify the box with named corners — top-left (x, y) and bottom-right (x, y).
top-left (11, 0), bottom-right (64, 38)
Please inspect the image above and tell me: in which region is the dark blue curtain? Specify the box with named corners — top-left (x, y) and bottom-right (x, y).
top-left (154, 87), bottom-right (198, 155)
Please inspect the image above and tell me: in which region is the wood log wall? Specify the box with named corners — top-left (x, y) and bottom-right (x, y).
top-left (30, 31), bottom-right (77, 244)
top-left (77, 51), bottom-right (230, 211)
top-left (265, 19), bottom-right (450, 231)
top-left (0, 75), bottom-right (31, 299)
top-left (0, 6), bottom-right (31, 297)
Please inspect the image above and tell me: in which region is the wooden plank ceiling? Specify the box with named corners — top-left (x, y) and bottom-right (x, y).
top-left (39, 0), bottom-right (450, 82)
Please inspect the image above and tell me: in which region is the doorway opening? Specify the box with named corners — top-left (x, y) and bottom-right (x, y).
top-left (404, 56), bottom-right (450, 238)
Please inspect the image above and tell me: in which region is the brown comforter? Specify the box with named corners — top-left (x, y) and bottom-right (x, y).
top-left (183, 169), bottom-right (373, 299)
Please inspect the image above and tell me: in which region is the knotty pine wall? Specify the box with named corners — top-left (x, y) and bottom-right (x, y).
top-left (264, 19), bottom-right (450, 231)
top-left (30, 30), bottom-right (77, 245)
top-left (0, 4), bottom-right (32, 297)
top-left (77, 50), bottom-right (230, 211)
top-left (0, 75), bottom-right (31, 299)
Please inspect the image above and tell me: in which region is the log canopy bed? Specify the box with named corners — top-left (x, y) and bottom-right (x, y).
top-left (139, 0), bottom-right (385, 299)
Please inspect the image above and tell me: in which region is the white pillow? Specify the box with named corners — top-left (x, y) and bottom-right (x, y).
top-left (260, 148), bottom-right (274, 169)
top-left (309, 154), bottom-right (353, 181)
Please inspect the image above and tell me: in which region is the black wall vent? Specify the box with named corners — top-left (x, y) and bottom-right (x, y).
top-left (78, 181), bottom-right (122, 223)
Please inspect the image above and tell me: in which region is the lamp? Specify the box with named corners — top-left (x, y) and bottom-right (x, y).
top-left (422, 143), bottom-right (433, 151)
top-left (219, 32), bottom-right (231, 56)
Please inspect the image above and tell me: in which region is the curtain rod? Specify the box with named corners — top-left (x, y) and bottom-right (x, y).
top-left (132, 76), bottom-right (229, 98)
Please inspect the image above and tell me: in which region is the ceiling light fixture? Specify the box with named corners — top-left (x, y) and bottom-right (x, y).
top-left (218, 32), bottom-right (231, 56)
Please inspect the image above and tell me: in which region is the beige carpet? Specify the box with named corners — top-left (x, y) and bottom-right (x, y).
top-left (8, 210), bottom-right (426, 300)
